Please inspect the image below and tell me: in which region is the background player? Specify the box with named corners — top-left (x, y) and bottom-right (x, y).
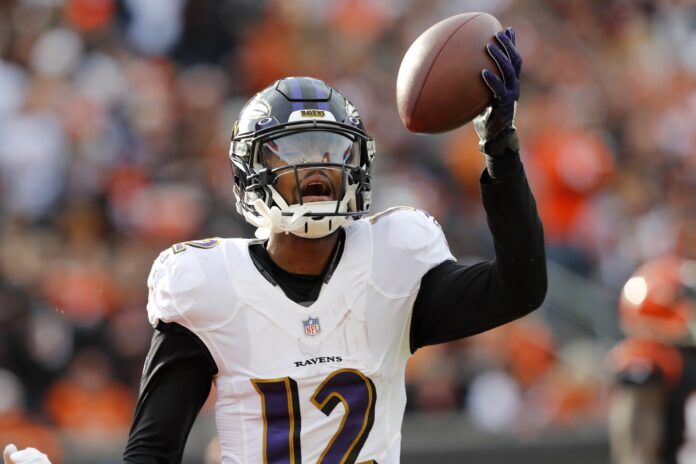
top-left (608, 256), bottom-right (696, 464)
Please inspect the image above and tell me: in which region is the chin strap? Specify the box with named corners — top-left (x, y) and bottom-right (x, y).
top-left (248, 199), bottom-right (281, 239)
top-left (249, 198), bottom-right (313, 239)
top-left (248, 178), bottom-right (357, 239)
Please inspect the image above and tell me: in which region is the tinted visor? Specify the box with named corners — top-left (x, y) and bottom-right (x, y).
top-left (259, 131), bottom-right (360, 170)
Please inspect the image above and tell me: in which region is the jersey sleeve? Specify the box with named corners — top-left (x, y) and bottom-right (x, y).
top-left (146, 239), bottom-right (237, 332)
top-left (369, 207), bottom-right (455, 296)
top-left (146, 250), bottom-right (178, 328)
top-left (146, 248), bottom-right (205, 329)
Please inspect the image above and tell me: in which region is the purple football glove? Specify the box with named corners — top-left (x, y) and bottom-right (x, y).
top-left (474, 27), bottom-right (522, 154)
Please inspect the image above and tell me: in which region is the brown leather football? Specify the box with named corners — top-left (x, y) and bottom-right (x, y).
top-left (396, 12), bottom-right (503, 133)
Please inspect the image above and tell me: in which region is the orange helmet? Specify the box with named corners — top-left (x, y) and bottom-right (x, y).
top-left (619, 256), bottom-right (696, 341)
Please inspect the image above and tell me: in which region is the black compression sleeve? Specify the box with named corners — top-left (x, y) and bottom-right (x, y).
top-left (410, 153), bottom-right (547, 352)
top-left (123, 322), bottom-right (217, 464)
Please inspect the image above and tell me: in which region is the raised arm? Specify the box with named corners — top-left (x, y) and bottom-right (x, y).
top-left (410, 27), bottom-right (547, 351)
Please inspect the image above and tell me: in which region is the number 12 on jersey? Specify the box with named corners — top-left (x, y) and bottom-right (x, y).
top-left (251, 369), bottom-right (378, 464)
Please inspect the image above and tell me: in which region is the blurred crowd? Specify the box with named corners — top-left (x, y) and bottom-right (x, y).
top-left (0, 0), bottom-right (695, 460)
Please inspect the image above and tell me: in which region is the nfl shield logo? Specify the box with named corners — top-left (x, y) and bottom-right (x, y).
top-left (303, 317), bottom-right (321, 337)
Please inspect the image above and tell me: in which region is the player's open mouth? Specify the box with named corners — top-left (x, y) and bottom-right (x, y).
top-left (300, 174), bottom-right (334, 202)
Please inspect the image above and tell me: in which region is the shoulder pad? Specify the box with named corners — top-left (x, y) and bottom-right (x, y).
top-left (368, 207), bottom-right (454, 296)
top-left (368, 206), bottom-right (450, 252)
top-left (146, 238), bottom-right (236, 330)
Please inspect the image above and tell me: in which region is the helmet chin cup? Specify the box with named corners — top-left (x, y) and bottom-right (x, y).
top-left (249, 185), bottom-right (353, 239)
top-left (286, 203), bottom-right (349, 239)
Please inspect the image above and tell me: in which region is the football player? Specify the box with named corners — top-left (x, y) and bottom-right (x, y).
top-left (608, 256), bottom-right (696, 464)
top-left (5, 28), bottom-right (546, 463)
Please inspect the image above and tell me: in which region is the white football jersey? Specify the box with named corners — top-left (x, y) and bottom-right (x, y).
top-left (146, 207), bottom-right (454, 464)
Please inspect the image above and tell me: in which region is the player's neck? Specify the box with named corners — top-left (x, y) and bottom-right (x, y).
top-left (266, 230), bottom-right (340, 276)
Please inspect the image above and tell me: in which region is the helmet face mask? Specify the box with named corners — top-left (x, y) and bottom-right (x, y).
top-left (229, 77), bottom-right (374, 239)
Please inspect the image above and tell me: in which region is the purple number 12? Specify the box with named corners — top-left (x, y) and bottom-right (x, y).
top-left (251, 369), bottom-right (377, 464)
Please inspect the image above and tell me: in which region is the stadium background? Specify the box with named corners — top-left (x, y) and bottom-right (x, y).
top-left (0, 0), bottom-right (694, 462)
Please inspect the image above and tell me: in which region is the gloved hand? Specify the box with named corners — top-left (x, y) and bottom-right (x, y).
top-left (3, 445), bottom-right (52, 464)
top-left (473, 27), bottom-right (522, 155)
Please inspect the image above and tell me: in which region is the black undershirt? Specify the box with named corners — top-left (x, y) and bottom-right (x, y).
top-left (247, 228), bottom-right (346, 306)
top-left (124, 322), bottom-right (217, 464)
top-left (123, 152), bottom-right (547, 463)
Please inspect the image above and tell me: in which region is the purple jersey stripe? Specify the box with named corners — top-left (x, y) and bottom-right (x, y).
top-left (288, 78), bottom-right (304, 111)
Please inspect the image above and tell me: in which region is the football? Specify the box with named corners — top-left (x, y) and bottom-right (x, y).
top-left (396, 12), bottom-right (503, 133)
